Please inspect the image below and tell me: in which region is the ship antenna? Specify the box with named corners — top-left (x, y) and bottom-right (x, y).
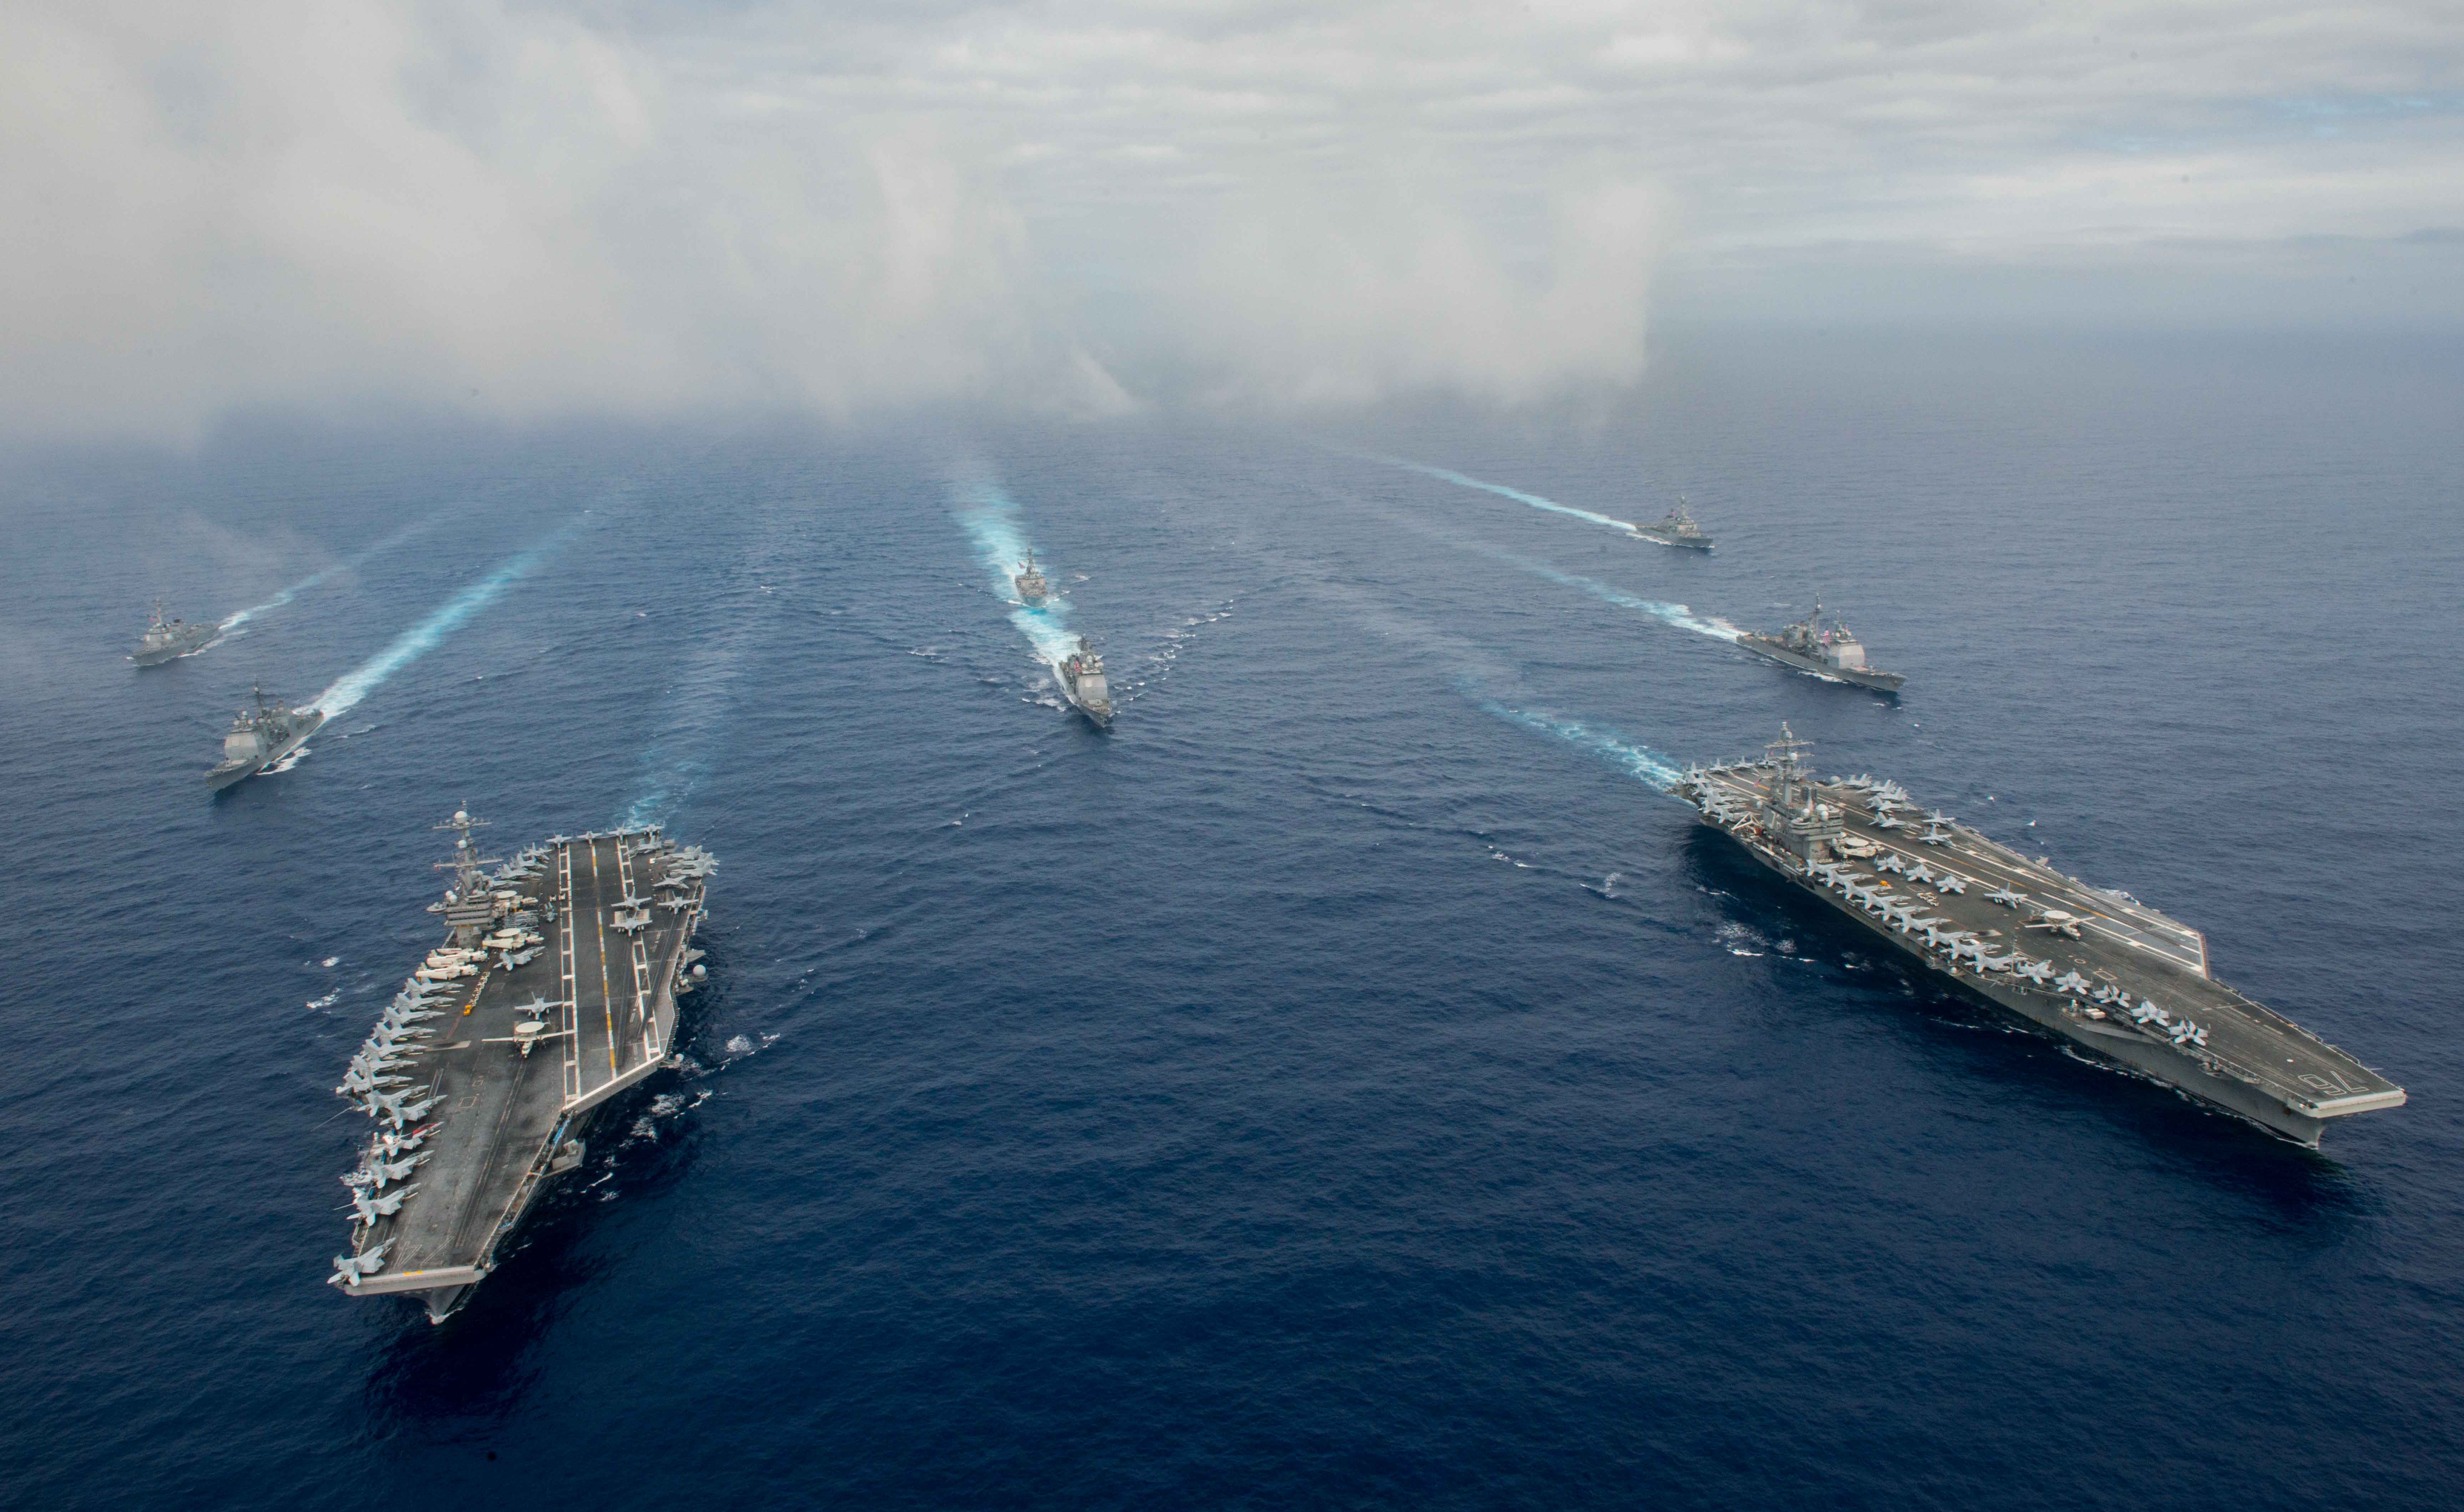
top-left (1765, 721), bottom-right (1815, 809)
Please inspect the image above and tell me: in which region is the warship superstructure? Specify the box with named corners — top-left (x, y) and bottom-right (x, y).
top-left (1014, 551), bottom-right (1050, 604)
top-left (1679, 726), bottom-right (2403, 1145)
top-left (1632, 499), bottom-right (1713, 549)
top-left (326, 810), bottom-right (716, 1320)
top-left (204, 686), bottom-right (326, 791)
top-left (1735, 597), bottom-right (1904, 692)
top-left (1054, 635), bottom-right (1112, 727)
top-left (131, 601), bottom-right (218, 666)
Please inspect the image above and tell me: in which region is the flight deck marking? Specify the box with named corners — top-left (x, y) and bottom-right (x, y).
top-left (589, 838), bottom-right (617, 1076)
top-left (558, 841), bottom-right (580, 1104)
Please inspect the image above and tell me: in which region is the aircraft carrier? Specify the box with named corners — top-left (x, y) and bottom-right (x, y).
top-left (326, 810), bottom-right (715, 1320)
top-left (1679, 726), bottom-right (2403, 1146)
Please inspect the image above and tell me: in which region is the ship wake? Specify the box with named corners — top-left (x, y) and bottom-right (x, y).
top-left (1476, 698), bottom-right (1686, 792)
top-left (221, 512), bottom-right (450, 633)
top-left (308, 526), bottom-right (571, 719)
top-left (1351, 450), bottom-right (1638, 535)
top-left (953, 472), bottom-right (1080, 669)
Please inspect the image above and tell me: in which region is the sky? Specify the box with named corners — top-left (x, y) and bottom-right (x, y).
top-left (1, 0), bottom-right (2457, 439)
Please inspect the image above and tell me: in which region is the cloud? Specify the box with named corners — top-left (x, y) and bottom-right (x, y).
top-left (1, 1), bottom-right (2456, 440)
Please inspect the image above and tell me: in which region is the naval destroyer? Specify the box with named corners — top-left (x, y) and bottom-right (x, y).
top-left (131, 601), bottom-right (218, 666)
top-left (326, 810), bottom-right (716, 1320)
top-left (1014, 551), bottom-right (1050, 604)
top-left (205, 686), bottom-right (326, 791)
top-left (1054, 635), bottom-right (1112, 727)
top-left (1735, 597), bottom-right (1904, 692)
top-left (1632, 499), bottom-right (1713, 549)
top-left (1679, 726), bottom-right (2403, 1145)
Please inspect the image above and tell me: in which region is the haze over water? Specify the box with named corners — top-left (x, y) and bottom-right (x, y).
top-left (3, 328), bottom-right (2462, 1509)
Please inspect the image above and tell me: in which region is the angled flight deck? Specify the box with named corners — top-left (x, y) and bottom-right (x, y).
top-left (1680, 727), bottom-right (2401, 1145)
top-left (327, 812), bottom-right (715, 1320)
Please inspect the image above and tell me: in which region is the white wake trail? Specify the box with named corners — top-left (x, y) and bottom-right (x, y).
top-left (308, 529), bottom-right (568, 717)
top-left (952, 475), bottom-right (1079, 666)
top-left (221, 513), bottom-right (449, 633)
top-left (1491, 547), bottom-right (1741, 642)
top-left (1355, 451), bottom-right (1637, 534)
top-left (1477, 699), bottom-right (1686, 792)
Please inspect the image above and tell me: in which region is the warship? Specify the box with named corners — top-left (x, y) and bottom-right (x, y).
top-left (1054, 635), bottom-right (1112, 727)
top-left (1014, 550), bottom-right (1050, 604)
top-left (204, 686), bottom-right (326, 791)
top-left (1735, 597), bottom-right (1904, 692)
top-left (326, 810), bottom-right (716, 1321)
top-left (1632, 498), bottom-right (1713, 549)
top-left (1679, 726), bottom-right (2403, 1146)
top-left (131, 600), bottom-right (218, 666)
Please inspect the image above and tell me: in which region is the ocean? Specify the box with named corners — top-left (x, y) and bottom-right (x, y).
top-left (2, 326), bottom-right (2459, 1509)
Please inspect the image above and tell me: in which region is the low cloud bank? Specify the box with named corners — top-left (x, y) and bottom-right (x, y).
top-left (0, 2), bottom-right (1661, 440)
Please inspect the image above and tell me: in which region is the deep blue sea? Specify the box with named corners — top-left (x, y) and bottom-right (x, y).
top-left (4, 328), bottom-right (2460, 1510)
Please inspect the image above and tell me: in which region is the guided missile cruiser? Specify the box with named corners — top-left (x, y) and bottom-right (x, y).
top-left (1014, 550), bottom-right (1050, 604)
top-left (1054, 634), bottom-right (1112, 727)
top-left (204, 685), bottom-right (326, 791)
top-left (1632, 498), bottom-right (1713, 549)
top-left (131, 600), bottom-right (217, 666)
top-left (325, 809), bottom-right (716, 1321)
top-left (1679, 725), bottom-right (2403, 1146)
top-left (1735, 596), bottom-right (1904, 692)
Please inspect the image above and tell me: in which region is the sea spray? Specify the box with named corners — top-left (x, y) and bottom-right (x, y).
top-left (952, 474), bottom-right (1079, 666)
top-left (222, 512), bottom-right (450, 632)
top-left (308, 527), bottom-right (569, 717)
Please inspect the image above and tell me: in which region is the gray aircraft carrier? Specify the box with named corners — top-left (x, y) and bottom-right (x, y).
top-left (1679, 726), bottom-right (2402, 1145)
top-left (327, 810), bottom-right (715, 1320)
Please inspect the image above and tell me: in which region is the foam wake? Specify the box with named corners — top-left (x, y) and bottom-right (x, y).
top-left (1477, 700), bottom-right (1685, 792)
top-left (1487, 546), bottom-right (1740, 641)
top-left (1356, 451), bottom-right (1636, 534)
top-left (952, 474), bottom-right (1078, 666)
top-left (308, 528), bottom-right (568, 717)
top-left (222, 513), bottom-right (447, 633)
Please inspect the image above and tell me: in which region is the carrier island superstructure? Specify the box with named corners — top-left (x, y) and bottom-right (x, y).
top-left (1679, 727), bottom-right (2402, 1146)
top-left (326, 810), bottom-right (716, 1320)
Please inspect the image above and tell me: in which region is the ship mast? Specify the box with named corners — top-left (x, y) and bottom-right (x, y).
top-left (433, 806), bottom-right (500, 946)
top-left (1765, 721), bottom-right (1815, 813)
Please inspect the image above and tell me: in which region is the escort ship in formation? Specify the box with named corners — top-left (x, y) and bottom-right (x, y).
top-left (1632, 499), bottom-right (1713, 549)
top-left (1055, 635), bottom-right (1112, 728)
top-left (131, 601), bottom-right (218, 665)
top-left (1013, 551), bottom-right (1050, 604)
top-left (1736, 597), bottom-right (1905, 692)
top-left (205, 686), bottom-right (325, 792)
top-left (327, 809), bottom-right (716, 1320)
top-left (1678, 725), bottom-right (2403, 1145)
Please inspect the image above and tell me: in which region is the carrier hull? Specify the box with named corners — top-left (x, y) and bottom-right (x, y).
top-left (328, 824), bottom-right (714, 1319)
top-left (1680, 744), bottom-right (2401, 1147)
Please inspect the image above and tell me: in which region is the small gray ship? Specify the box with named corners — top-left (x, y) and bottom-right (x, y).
top-left (131, 601), bottom-right (218, 666)
top-left (326, 810), bottom-right (715, 1321)
top-left (1735, 597), bottom-right (1903, 691)
top-left (204, 686), bottom-right (326, 791)
top-left (1679, 726), bottom-right (2403, 1145)
top-left (1014, 551), bottom-right (1050, 604)
top-left (1632, 498), bottom-right (1712, 549)
top-left (1054, 635), bottom-right (1112, 727)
